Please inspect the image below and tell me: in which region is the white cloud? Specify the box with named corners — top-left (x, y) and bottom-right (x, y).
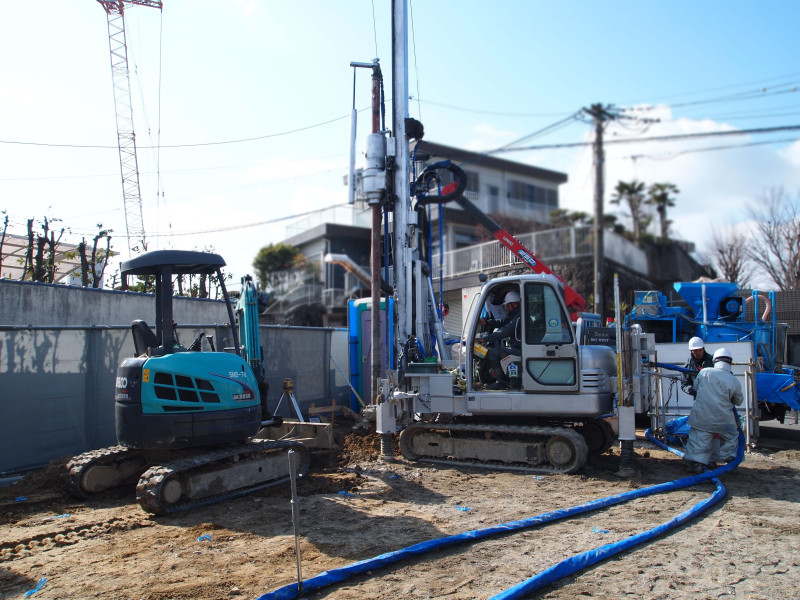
top-left (463, 124), bottom-right (521, 153)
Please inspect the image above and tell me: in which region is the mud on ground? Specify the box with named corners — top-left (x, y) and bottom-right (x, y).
top-left (2, 424), bottom-right (799, 600)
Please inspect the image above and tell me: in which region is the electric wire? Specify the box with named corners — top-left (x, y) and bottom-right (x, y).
top-left (620, 72), bottom-right (800, 107)
top-left (630, 137), bottom-right (800, 162)
top-left (150, 203), bottom-right (350, 237)
top-left (498, 124), bottom-right (800, 153)
top-left (155, 7), bottom-right (165, 247)
top-left (370, 0), bottom-right (379, 58)
top-left (409, 0), bottom-right (422, 123)
top-left (0, 113), bottom-right (355, 150)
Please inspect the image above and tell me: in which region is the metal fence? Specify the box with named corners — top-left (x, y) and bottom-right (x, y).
top-left (0, 322), bottom-right (349, 477)
top-left (431, 226), bottom-right (648, 279)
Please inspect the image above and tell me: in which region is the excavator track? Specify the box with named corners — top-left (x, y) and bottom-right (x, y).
top-left (135, 440), bottom-right (310, 515)
top-left (64, 445), bottom-right (152, 499)
top-left (398, 423), bottom-right (588, 474)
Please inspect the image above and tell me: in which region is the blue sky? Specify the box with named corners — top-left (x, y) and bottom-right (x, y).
top-left (1, 1), bottom-right (799, 291)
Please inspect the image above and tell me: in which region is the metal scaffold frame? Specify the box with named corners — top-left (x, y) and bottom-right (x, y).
top-left (97, 0), bottom-right (163, 253)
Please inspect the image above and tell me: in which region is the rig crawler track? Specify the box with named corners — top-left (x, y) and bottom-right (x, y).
top-left (399, 423), bottom-right (589, 474)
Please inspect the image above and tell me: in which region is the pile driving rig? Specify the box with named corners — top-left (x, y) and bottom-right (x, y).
top-left (359, 149), bottom-right (651, 473)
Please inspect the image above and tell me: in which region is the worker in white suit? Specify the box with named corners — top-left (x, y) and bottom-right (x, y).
top-left (683, 347), bottom-right (743, 474)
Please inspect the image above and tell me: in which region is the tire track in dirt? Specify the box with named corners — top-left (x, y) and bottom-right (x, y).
top-left (0, 511), bottom-right (154, 562)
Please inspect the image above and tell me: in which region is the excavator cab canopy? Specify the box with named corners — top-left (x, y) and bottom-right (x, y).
top-left (120, 250), bottom-right (238, 356)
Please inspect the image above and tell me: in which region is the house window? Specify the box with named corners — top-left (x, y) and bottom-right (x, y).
top-left (465, 170), bottom-right (480, 193)
top-left (488, 185), bottom-right (500, 213)
top-left (453, 227), bottom-right (479, 249)
top-left (507, 180), bottom-right (559, 214)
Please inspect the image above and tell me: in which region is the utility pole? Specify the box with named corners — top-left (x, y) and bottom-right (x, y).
top-left (582, 104), bottom-right (658, 318)
top-left (582, 103), bottom-right (617, 318)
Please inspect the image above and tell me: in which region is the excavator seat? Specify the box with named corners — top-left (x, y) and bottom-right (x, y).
top-left (131, 320), bottom-right (159, 357)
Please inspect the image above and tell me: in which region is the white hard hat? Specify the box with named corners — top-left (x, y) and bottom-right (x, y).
top-left (713, 347), bottom-right (732, 362)
top-left (688, 336), bottom-right (705, 351)
top-left (504, 291), bottom-right (521, 305)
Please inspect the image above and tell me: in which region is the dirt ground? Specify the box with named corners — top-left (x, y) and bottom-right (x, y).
top-left (2, 423), bottom-right (800, 600)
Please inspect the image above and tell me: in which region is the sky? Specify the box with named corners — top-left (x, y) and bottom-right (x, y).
top-left (1, 1), bottom-right (799, 292)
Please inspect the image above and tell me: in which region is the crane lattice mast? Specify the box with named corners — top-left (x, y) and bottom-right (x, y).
top-left (97, 0), bottom-right (162, 254)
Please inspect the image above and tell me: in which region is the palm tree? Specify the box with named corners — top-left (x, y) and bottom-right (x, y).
top-left (647, 182), bottom-right (679, 241)
top-left (610, 180), bottom-right (646, 244)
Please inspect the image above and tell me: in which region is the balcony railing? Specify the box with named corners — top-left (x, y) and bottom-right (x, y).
top-left (272, 225), bottom-right (648, 314)
top-left (430, 226), bottom-right (647, 280)
top-left (285, 205), bottom-right (372, 237)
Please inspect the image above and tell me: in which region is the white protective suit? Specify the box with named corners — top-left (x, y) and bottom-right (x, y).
top-left (683, 361), bottom-right (743, 466)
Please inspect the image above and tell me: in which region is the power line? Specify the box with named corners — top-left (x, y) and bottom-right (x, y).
top-left (0, 112), bottom-right (354, 150)
top-left (417, 99), bottom-right (572, 118)
top-left (620, 72), bottom-right (800, 106)
top-left (150, 203), bottom-right (351, 237)
top-left (628, 137), bottom-right (800, 161)
top-left (499, 124), bottom-right (800, 153)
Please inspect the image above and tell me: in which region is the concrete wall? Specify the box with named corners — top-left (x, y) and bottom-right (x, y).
top-left (0, 280), bottom-right (349, 477)
top-left (2, 279), bottom-right (230, 327)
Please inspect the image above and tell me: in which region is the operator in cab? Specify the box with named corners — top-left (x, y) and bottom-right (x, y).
top-left (475, 290), bottom-right (522, 390)
top-left (681, 336), bottom-right (714, 396)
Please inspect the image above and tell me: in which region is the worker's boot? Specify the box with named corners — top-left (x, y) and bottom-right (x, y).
top-left (486, 368), bottom-right (508, 390)
top-left (683, 460), bottom-right (705, 475)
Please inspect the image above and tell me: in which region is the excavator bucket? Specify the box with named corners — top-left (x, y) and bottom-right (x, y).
top-left (256, 420), bottom-right (336, 450)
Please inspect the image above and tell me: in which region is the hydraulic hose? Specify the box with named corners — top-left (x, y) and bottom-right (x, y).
top-left (256, 430), bottom-right (743, 600)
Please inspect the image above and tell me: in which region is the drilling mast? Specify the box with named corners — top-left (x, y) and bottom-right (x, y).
top-left (96, 0), bottom-right (162, 254)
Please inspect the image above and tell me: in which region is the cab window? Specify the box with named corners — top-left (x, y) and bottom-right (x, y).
top-left (524, 283), bottom-right (572, 344)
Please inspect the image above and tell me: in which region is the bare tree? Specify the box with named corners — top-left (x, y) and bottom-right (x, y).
top-left (0, 212), bottom-right (8, 276)
top-left (24, 217), bottom-right (65, 283)
top-left (76, 228), bottom-right (112, 288)
top-left (704, 224), bottom-right (751, 286)
top-left (747, 187), bottom-right (800, 290)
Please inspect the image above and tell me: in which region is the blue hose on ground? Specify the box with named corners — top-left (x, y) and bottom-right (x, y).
top-left (256, 431), bottom-right (744, 600)
top-left (490, 431), bottom-right (744, 600)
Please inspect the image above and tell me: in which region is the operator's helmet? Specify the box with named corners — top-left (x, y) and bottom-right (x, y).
top-left (713, 347), bottom-right (733, 363)
top-left (688, 336), bottom-right (705, 351)
top-left (504, 290), bottom-right (521, 306)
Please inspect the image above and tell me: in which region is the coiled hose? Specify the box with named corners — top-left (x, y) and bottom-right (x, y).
top-left (256, 430), bottom-right (744, 600)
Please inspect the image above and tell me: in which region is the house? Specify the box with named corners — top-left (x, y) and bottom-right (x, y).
top-left (277, 142), bottom-right (572, 326)
top-left (273, 141), bottom-right (713, 329)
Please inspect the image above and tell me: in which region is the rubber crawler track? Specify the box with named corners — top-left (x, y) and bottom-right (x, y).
top-left (399, 423), bottom-right (589, 474)
top-left (135, 440), bottom-right (310, 515)
top-left (63, 445), bottom-right (150, 499)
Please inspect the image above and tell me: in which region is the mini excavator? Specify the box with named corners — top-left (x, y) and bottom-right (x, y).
top-left (64, 250), bottom-right (309, 514)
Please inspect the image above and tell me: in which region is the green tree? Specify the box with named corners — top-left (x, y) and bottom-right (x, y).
top-left (646, 182), bottom-right (679, 241)
top-left (253, 243), bottom-right (301, 289)
top-left (548, 209), bottom-right (591, 228)
top-left (610, 180), bottom-right (648, 244)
